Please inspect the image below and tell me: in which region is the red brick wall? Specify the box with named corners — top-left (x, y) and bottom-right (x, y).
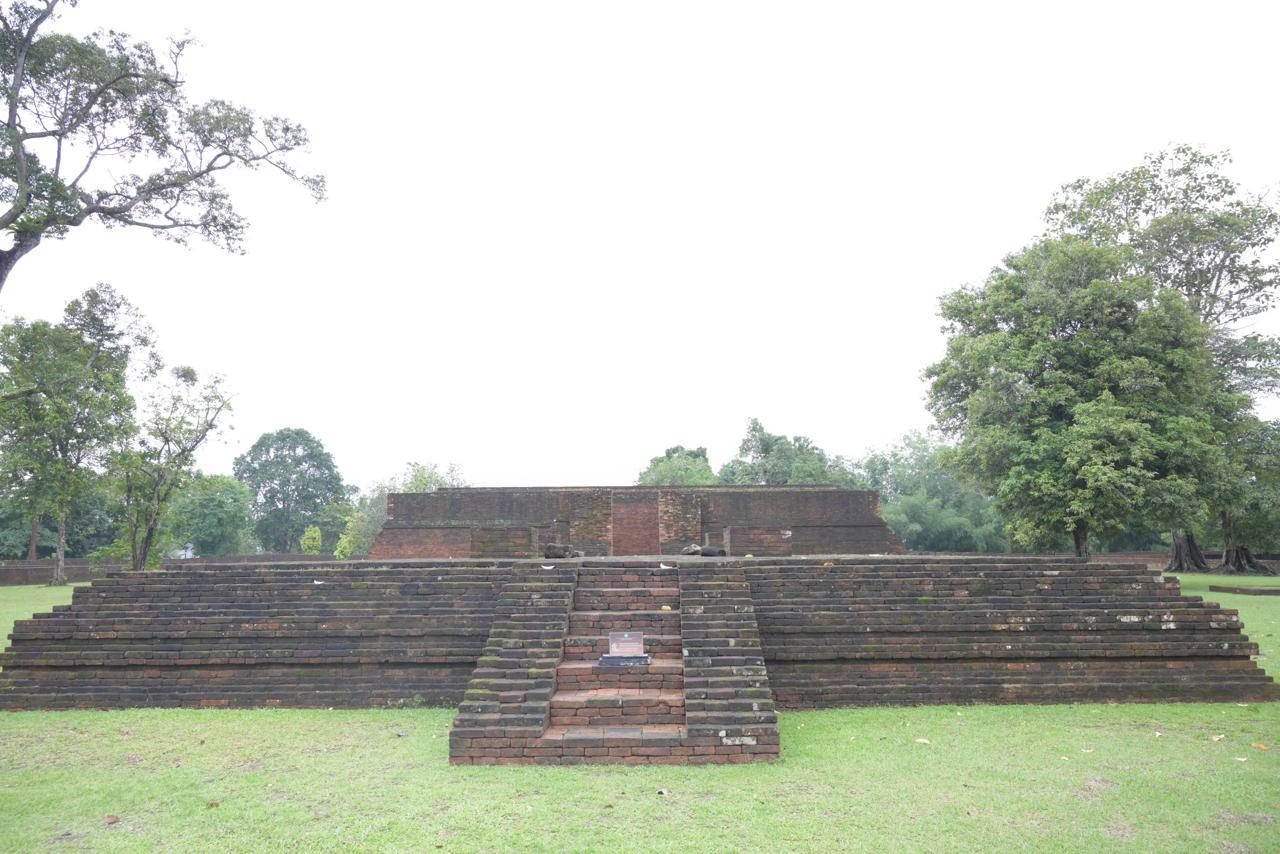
top-left (367, 527), bottom-right (472, 559)
top-left (612, 491), bottom-right (660, 555)
top-left (472, 527), bottom-right (534, 558)
top-left (565, 489), bottom-right (612, 554)
top-left (370, 487), bottom-right (903, 558)
top-left (658, 490), bottom-right (702, 553)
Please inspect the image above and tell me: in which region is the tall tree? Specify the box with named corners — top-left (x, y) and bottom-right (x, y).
top-left (1211, 419), bottom-right (1280, 575)
top-left (636, 446), bottom-right (719, 486)
top-left (926, 237), bottom-right (1220, 556)
top-left (0, 0), bottom-right (324, 295)
top-left (853, 432), bottom-right (1007, 553)
top-left (167, 473), bottom-right (255, 557)
top-left (1045, 146), bottom-right (1280, 570)
top-left (115, 367), bottom-right (231, 570)
top-left (0, 285), bottom-right (139, 581)
top-left (718, 418), bottom-right (859, 486)
top-left (233, 428), bottom-right (348, 553)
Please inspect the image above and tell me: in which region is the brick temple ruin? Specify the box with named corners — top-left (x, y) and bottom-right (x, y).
top-left (1, 486), bottom-right (1276, 766)
top-left (368, 485), bottom-right (905, 559)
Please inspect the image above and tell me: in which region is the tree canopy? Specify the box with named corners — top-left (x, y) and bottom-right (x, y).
top-left (636, 446), bottom-right (719, 486)
top-left (717, 419), bottom-right (859, 487)
top-left (0, 0), bottom-right (324, 294)
top-left (233, 428), bottom-right (348, 553)
top-left (853, 432), bottom-right (1007, 553)
top-left (0, 284), bottom-right (138, 579)
top-left (926, 236), bottom-right (1220, 555)
top-left (1045, 146), bottom-right (1280, 570)
top-left (167, 473), bottom-right (254, 557)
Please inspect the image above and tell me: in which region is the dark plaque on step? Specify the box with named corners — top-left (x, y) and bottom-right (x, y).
top-left (600, 631), bottom-right (650, 667)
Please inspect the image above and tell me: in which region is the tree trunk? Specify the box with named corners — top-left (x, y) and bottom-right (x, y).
top-left (27, 511), bottom-right (39, 560)
top-left (52, 510), bottom-right (67, 586)
top-left (0, 230), bottom-right (43, 296)
top-left (1166, 528), bottom-right (1210, 574)
top-left (1072, 521), bottom-right (1089, 557)
top-left (1219, 512), bottom-right (1278, 575)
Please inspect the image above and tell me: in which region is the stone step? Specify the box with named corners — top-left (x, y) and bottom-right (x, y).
top-left (575, 568), bottom-right (679, 586)
top-left (568, 610), bottom-right (680, 634)
top-left (555, 656), bottom-right (684, 691)
top-left (573, 588), bottom-right (680, 611)
top-left (536, 723), bottom-right (687, 748)
top-left (549, 688), bottom-right (685, 726)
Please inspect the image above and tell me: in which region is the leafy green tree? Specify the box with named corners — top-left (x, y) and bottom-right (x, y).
top-left (1210, 419), bottom-right (1280, 574)
top-left (0, 463), bottom-right (117, 558)
top-left (233, 428), bottom-right (348, 553)
top-left (0, 0), bottom-right (324, 294)
top-left (335, 462), bottom-right (467, 560)
top-left (926, 237), bottom-right (1220, 556)
top-left (0, 285), bottom-right (139, 581)
top-left (299, 525), bottom-right (322, 555)
top-left (1046, 146), bottom-right (1280, 570)
top-left (636, 446), bottom-right (719, 486)
top-left (0, 496), bottom-right (48, 557)
top-left (115, 367), bottom-right (232, 570)
top-left (853, 432), bottom-right (1007, 553)
top-left (167, 473), bottom-right (254, 557)
top-left (718, 419), bottom-right (860, 486)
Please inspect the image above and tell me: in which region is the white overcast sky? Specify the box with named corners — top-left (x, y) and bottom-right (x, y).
top-left (5, 1), bottom-right (1280, 491)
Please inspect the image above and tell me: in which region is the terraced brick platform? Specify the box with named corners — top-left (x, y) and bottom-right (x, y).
top-left (1, 556), bottom-right (1275, 767)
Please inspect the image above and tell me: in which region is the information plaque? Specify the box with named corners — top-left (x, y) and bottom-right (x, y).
top-left (600, 631), bottom-right (650, 666)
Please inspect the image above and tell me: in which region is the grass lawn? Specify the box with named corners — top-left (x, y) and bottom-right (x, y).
top-left (0, 576), bottom-right (1277, 853)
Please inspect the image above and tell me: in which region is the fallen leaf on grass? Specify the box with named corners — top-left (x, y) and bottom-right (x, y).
top-left (1251, 743), bottom-right (1270, 751)
top-left (207, 801), bottom-right (219, 809)
top-left (104, 816), bottom-right (119, 825)
top-left (604, 804), bottom-right (614, 809)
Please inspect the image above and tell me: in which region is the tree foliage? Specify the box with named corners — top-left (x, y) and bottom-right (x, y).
top-left (1046, 145), bottom-right (1280, 327)
top-left (166, 473), bottom-right (254, 557)
top-left (0, 284), bottom-right (139, 580)
top-left (636, 446), bottom-right (719, 486)
top-left (717, 419), bottom-right (859, 486)
top-left (853, 432), bottom-right (1007, 553)
top-left (0, 0), bottom-right (325, 294)
top-left (1046, 146), bottom-right (1280, 569)
top-left (926, 237), bottom-right (1220, 555)
top-left (233, 428), bottom-right (348, 553)
top-left (114, 367), bottom-right (232, 570)
top-left (298, 525), bottom-right (322, 555)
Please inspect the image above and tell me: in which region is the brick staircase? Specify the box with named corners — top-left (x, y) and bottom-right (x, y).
top-left (449, 560), bottom-right (781, 765)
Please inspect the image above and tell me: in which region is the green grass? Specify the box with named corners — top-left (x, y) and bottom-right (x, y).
top-left (0, 583), bottom-right (85, 647)
top-left (0, 579), bottom-right (1277, 853)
